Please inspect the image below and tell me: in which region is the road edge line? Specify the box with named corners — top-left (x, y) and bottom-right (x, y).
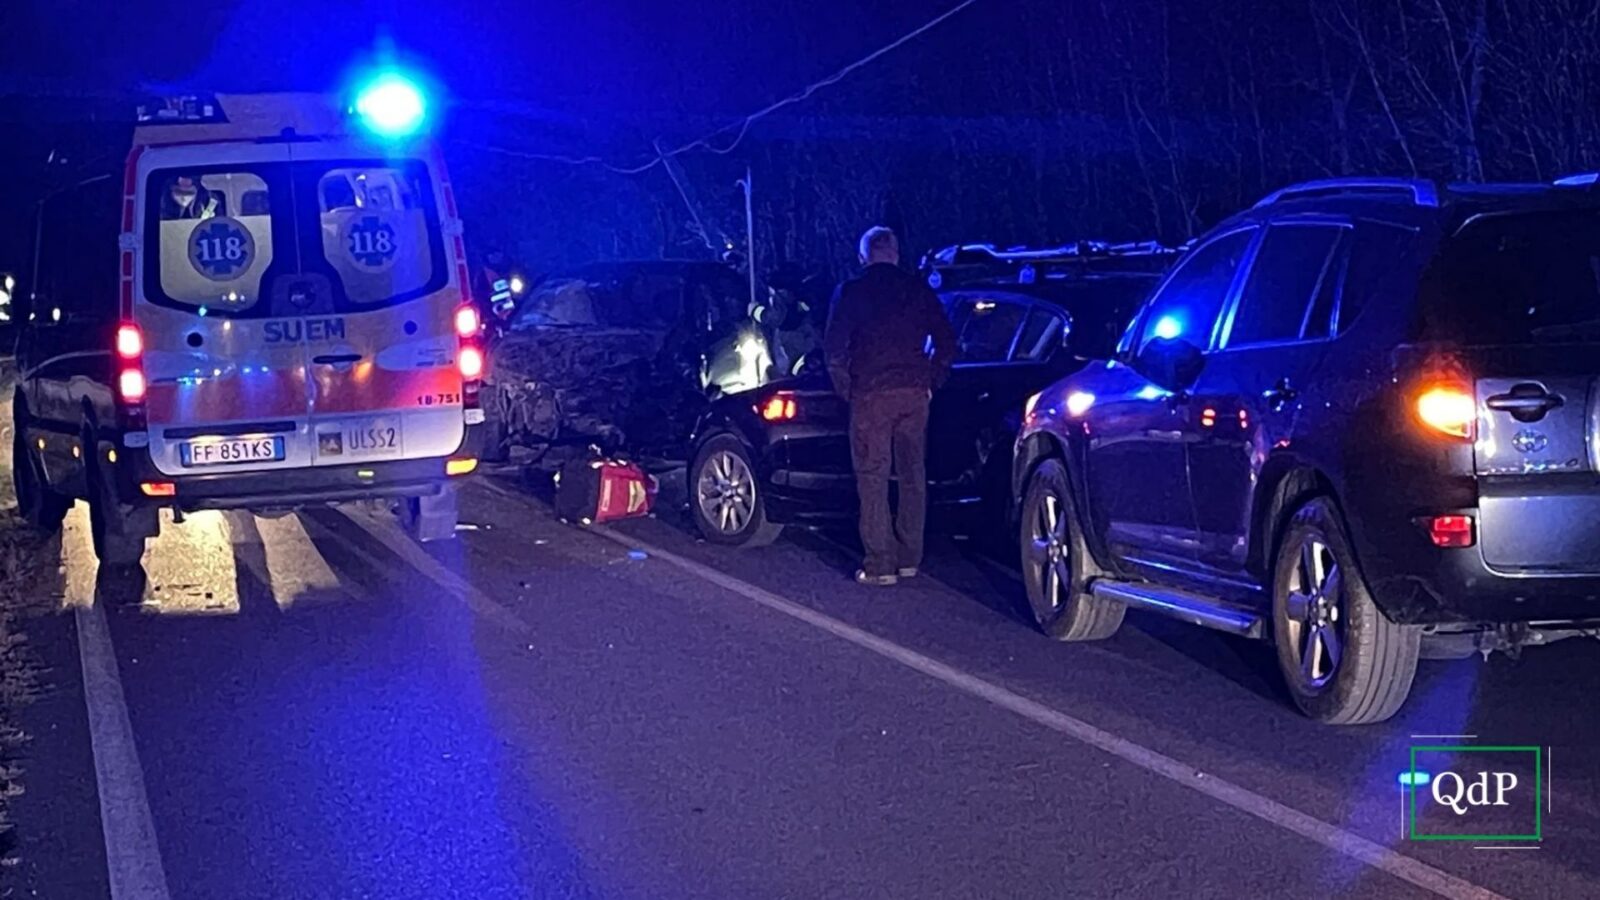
top-left (76, 599), bottom-right (172, 900)
top-left (588, 525), bottom-right (1504, 900)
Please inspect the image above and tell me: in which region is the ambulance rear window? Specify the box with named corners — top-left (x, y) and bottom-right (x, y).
top-left (143, 158), bottom-right (447, 317)
top-left (315, 165), bottom-right (442, 306)
top-left (149, 169), bottom-right (275, 313)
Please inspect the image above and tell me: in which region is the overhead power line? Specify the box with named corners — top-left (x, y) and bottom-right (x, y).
top-left (461, 0), bottom-right (984, 174)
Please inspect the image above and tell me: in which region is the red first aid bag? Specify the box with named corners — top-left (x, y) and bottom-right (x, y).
top-left (554, 458), bottom-right (657, 525)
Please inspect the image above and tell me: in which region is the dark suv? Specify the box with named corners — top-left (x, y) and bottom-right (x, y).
top-left (1013, 177), bottom-right (1600, 724)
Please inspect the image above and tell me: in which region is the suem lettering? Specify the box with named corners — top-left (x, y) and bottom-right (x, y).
top-left (263, 318), bottom-right (347, 344)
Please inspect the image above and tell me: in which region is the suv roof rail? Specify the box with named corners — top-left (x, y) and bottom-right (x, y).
top-left (1554, 172), bottom-right (1599, 188)
top-left (1254, 177), bottom-right (1440, 209)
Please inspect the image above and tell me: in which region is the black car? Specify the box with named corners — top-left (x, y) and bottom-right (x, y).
top-left (686, 248), bottom-right (1167, 547)
top-left (1014, 176), bottom-right (1600, 724)
top-left (483, 260), bottom-right (767, 470)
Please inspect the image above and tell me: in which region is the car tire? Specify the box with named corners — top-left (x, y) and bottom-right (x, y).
top-left (12, 415), bottom-right (70, 534)
top-left (1271, 496), bottom-right (1420, 725)
top-left (82, 429), bottom-right (147, 566)
top-left (690, 434), bottom-right (782, 548)
top-left (86, 442), bottom-right (145, 569)
top-left (1018, 458), bottom-right (1124, 641)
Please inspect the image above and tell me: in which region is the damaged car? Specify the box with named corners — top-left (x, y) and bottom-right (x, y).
top-left (482, 260), bottom-right (773, 469)
top-left (686, 241), bottom-right (1174, 546)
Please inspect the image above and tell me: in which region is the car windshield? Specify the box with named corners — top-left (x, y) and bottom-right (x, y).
top-left (513, 272), bottom-right (686, 330)
top-left (1421, 208), bottom-right (1600, 343)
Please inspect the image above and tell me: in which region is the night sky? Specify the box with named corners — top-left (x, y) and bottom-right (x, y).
top-left (0, 0), bottom-right (963, 114)
top-left (0, 0), bottom-right (980, 276)
top-left (6, 1), bottom-right (1597, 281)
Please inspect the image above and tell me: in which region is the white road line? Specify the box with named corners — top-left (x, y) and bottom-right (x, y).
top-left (325, 509), bottom-right (533, 636)
top-left (63, 512), bottom-right (172, 899)
top-left (585, 525), bottom-right (1506, 900)
top-left (250, 514), bottom-right (366, 609)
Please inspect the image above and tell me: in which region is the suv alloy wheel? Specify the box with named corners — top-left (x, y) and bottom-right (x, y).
top-left (1019, 459), bottom-right (1124, 640)
top-left (1271, 497), bottom-right (1420, 724)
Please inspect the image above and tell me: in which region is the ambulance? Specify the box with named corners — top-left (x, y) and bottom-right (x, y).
top-left (10, 81), bottom-right (485, 565)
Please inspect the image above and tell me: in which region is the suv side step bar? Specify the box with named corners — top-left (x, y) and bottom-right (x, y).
top-left (1089, 579), bottom-right (1266, 639)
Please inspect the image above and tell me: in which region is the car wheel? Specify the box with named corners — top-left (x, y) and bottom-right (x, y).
top-left (86, 446), bottom-right (145, 569)
top-left (691, 435), bottom-right (782, 548)
top-left (1019, 458), bottom-right (1123, 641)
top-left (1271, 496), bottom-right (1420, 725)
top-left (12, 417), bottom-right (69, 534)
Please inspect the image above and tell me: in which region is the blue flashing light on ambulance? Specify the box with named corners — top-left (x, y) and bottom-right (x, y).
top-left (10, 81), bottom-right (486, 566)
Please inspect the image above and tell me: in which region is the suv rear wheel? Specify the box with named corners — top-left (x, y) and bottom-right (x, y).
top-left (1019, 459), bottom-right (1124, 641)
top-left (1271, 497), bottom-right (1420, 725)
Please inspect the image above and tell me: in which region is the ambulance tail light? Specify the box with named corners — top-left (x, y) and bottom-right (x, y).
top-left (459, 342), bottom-right (485, 412)
top-left (116, 324), bottom-right (144, 359)
top-left (455, 301), bottom-right (485, 413)
top-left (119, 369), bottom-right (147, 404)
top-left (458, 345), bottom-right (484, 381)
top-left (114, 322), bottom-right (148, 430)
top-left (454, 304), bottom-right (481, 338)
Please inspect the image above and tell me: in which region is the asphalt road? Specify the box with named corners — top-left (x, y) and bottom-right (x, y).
top-left (8, 466), bottom-right (1600, 899)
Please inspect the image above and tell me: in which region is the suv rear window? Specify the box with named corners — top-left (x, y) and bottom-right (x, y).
top-left (143, 159), bottom-right (446, 317)
top-left (1421, 208), bottom-right (1600, 343)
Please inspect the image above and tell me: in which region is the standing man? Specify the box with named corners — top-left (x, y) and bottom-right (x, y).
top-left (824, 227), bottom-right (956, 586)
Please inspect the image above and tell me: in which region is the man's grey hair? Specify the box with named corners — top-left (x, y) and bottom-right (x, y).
top-left (858, 226), bottom-right (899, 263)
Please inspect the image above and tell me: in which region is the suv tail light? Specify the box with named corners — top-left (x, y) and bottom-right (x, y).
top-left (759, 392), bottom-right (798, 422)
top-left (1422, 514), bottom-right (1475, 548)
top-left (1415, 384), bottom-right (1476, 440)
top-left (115, 322), bottom-right (148, 430)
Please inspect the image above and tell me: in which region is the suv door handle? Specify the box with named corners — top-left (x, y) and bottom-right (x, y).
top-left (312, 353), bottom-right (363, 365)
top-left (1262, 378), bottom-right (1298, 411)
top-left (1486, 386), bottom-right (1562, 421)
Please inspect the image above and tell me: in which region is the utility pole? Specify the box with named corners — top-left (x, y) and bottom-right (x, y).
top-left (737, 166), bottom-right (756, 315)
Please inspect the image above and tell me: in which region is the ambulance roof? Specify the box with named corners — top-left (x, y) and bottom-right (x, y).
top-left (133, 93), bottom-right (350, 147)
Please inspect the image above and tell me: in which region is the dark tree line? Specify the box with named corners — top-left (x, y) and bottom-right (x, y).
top-left (454, 0), bottom-right (1600, 280)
